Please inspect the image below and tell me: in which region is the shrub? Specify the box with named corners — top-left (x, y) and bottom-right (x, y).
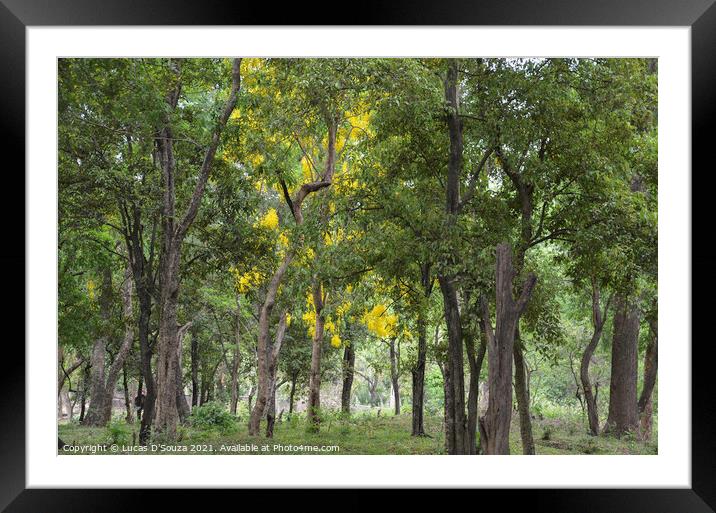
top-left (190, 402), bottom-right (236, 432)
top-left (105, 419), bottom-right (131, 446)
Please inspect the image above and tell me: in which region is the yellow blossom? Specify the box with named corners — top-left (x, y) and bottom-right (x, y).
top-left (87, 279), bottom-right (96, 301)
top-left (362, 304), bottom-right (398, 338)
top-left (330, 334), bottom-right (342, 348)
top-left (258, 208), bottom-right (279, 230)
top-left (230, 265), bottom-right (264, 294)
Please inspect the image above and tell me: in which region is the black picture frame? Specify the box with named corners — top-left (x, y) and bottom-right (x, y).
top-left (2, 1), bottom-right (714, 510)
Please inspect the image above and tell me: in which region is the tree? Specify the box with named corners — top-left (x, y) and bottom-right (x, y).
top-left (479, 243), bottom-right (537, 454)
top-left (83, 263), bottom-right (135, 426)
top-left (153, 58), bottom-right (242, 440)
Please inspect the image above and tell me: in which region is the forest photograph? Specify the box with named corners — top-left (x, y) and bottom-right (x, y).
top-left (57, 57), bottom-right (658, 456)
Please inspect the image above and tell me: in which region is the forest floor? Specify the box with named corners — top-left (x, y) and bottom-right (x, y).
top-left (58, 411), bottom-right (657, 455)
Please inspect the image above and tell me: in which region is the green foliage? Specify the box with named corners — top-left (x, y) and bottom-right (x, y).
top-left (105, 420), bottom-right (132, 446)
top-left (190, 402), bottom-right (237, 432)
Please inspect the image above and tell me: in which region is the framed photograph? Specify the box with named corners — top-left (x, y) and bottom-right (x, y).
top-left (3, 0), bottom-right (714, 510)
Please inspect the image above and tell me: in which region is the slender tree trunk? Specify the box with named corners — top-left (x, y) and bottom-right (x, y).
top-left (480, 243), bottom-right (537, 455)
top-left (250, 114), bottom-right (337, 436)
top-left (411, 313), bottom-right (428, 436)
top-left (604, 294), bottom-right (640, 436)
top-left (369, 378), bottom-right (379, 407)
top-left (581, 282), bottom-right (610, 436)
top-left (438, 276), bottom-right (468, 454)
top-left (175, 323), bottom-right (191, 423)
top-left (230, 295), bottom-right (242, 415)
top-left (307, 281), bottom-right (325, 430)
top-left (389, 339), bottom-right (401, 415)
top-left (79, 362), bottom-right (90, 423)
top-left (513, 334), bottom-right (535, 454)
top-left (137, 288), bottom-right (155, 444)
top-left (92, 264), bottom-right (137, 426)
top-left (249, 253), bottom-right (293, 435)
top-left (288, 373), bottom-right (297, 415)
top-left (438, 59), bottom-right (470, 454)
top-left (57, 350), bottom-right (84, 419)
top-left (466, 313), bottom-right (488, 454)
top-left (123, 363), bottom-right (134, 424)
top-left (341, 343), bottom-right (355, 414)
top-left (190, 325), bottom-right (199, 408)
top-left (247, 385), bottom-right (256, 413)
top-left (438, 361), bottom-right (451, 454)
top-left (638, 317), bottom-right (658, 440)
top-left (135, 375), bottom-right (144, 422)
top-left (265, 312), bottom-right (288, 438)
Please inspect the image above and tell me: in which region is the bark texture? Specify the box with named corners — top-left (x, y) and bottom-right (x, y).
top-left (466, 304), bottom-right (488, 454)
top-left (389, 339), bottom-right (401, 415)
top-left (513, 333), bottom-right (535, 454)
top-left (480, 243), bottom-right (537, 455)
top-left (230, 295), bottom-right (242, 415)
top-left (411, 263), bottom-right (433, 436)
top-left (581, 282), bottom-right (610, 436)
top-left (341, 343), bottom-right (355, 414)
top-left (604, 294), bottom-right (640, 436)
top-left (438, 59), bottom-right (469, 454)
top-left (411, 313), bottom-right (428, 436)
top-left (265, 312), bottom-right (288, 438)
top-left (307, 281), bottom-right (326, 430)
top-left (638, 317), bottom-right (658, 440)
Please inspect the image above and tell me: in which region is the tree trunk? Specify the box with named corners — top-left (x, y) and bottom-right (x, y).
top-left (480, 243), bottom-right (537, 455)
top-left (369, 379), bottom-right (379, 407)
top-left (57, 349), bottom-right (85, 419)
top-left (154, 59), bottom-right (242, 442)
top-left (154, 247), bottom-right (182, 439)
top-left (438, 59), bottom-right (470, 454)
top-left (190, 325), bottom-right (199, 409)
top-left (247, 385), bottom-right (256, 413)
top-left (83, 267), bottom-right (113, 427)
top-left (411, 314), bottom-right (427, 436)
top-left (137, 285), bottom-right (155, 443)
top-left (123, 363), bottom-right (134, 424)
top-left (341, 343), bottom-right (355, 414)
top-left (230, 295), bottom-right (242, 415)
top-left (638, 317), bottom-right (658, 440)
top-left (513, 334), bottom-right (535, 454)
top-left (250, 114), bottom-right (337, 436)
top-left (249, 253), bottom-right (294, 435)
top-left (389, 339), bottom-right (401, 416)
top-left (175, 322), bottom-right (191, 423)
top-left (581, 282), bottom-right (610, 436)
top-left (90, 264), bottom-right (137, 427)
top-left (288, 373), bottom-right (297, 415)
top-left (78, 362), bottom-right (90, 423)
top-left (438, 361), bottom-right (451, 454)
top-left (466, 313), bottom-right (487, 454)
top-left (307, 281), bottom-right (325, 430)
top-left (604, 294), bottom-right (640, 436)
top-left (265, 312), bottom-right (288, 438)
top-left (438, 276), bottom-right (468, 454)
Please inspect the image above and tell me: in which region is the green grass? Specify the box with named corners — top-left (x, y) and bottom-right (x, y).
top-left (58, 410), bottom-right (657, 455)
